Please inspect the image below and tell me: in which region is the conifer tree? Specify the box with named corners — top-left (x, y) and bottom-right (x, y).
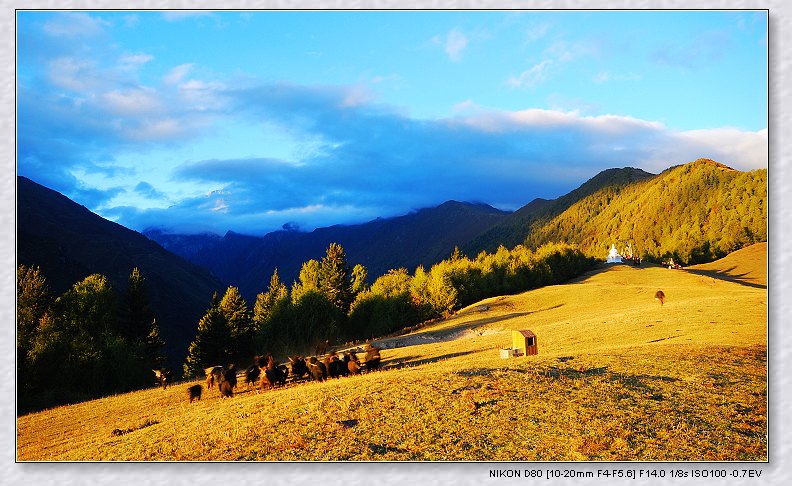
top-left (219, 286), bottom-right (252, 362)
top-left (254, 268), bottom-right (289, 326)
top-left (291, 259), bottom-right (320, 304)
top-left (145, 319), bottom-right (166, 368)
top-left (118, 267), bottom-right (156, 343)
top-left (319, 243), bottom-right (353, 315)
top-left (183, 299), bottom-right (231, 378)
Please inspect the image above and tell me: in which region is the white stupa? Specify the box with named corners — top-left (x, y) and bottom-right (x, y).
top-left (606, 244), bottom-right (622, 263)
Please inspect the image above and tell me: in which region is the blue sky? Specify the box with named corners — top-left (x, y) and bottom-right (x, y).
top-left (17, 10), bottom-right (768, 235)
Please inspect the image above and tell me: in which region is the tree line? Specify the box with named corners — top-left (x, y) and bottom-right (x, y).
top-left (17, 266), bottom-right (165, 413)
top-left (182, 241), bottom-right (593, 376)
top-left (17, 241), bottom-right (592, 411)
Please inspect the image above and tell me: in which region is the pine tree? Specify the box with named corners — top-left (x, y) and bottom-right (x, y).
top-left (183, 301), bottom-right (231, 378)
top-left (319, 243), bottom-right (353, 315)
top-left (145, 319), bottom-right (166, 368)
top-left (291, 260), bottom-right (320, 304)
top-left (254, 268), bottom-right (289, 326)
top-left (219, 286), bottom-right (252, 362)
top-left (54, 273), bottom-right (116, 337)
top-left (118, 267), bottom-right (156, 343)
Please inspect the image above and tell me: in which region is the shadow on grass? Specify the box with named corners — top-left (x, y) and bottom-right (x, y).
top-left (685, 266), bottom-right (766, 289)
top-left (491, 365), bottom-right (680, 400)
top-left (382, 351), bottom-right (477, 370)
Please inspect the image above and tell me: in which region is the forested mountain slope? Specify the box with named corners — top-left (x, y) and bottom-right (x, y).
top-left (17, 176), bottom-right (224, 367)
top-left (463, 167), bottom-right (654, 254)
top-left (523, 159), bottom-right (767, 263)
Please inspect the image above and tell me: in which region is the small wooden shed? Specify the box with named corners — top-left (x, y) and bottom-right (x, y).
top-left (512, 330), bottom-right (538, 356)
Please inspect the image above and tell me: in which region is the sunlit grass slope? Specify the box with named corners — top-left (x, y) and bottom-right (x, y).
top-left (17, 245), bottom-right (767, 461)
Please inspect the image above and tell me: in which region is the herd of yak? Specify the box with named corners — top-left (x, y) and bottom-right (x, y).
top-left (152, 345), bottom-right (383, 403)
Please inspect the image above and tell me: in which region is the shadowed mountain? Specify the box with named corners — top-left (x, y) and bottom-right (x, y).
top-left (146, 200), bottom-right (510, 302)
top-left (17, 176), bottom-right (224, 368)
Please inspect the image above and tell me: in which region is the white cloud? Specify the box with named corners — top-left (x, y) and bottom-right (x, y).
top-left (453, 105), bottom-right (666, 135)
top-left (669, 128), bottom-right (768, 171)
top-left (118, 53), bottom-right (154, 70)
top-left (593, 71), bottom-right (642, 84)
top-left (444, 29), bottom-right (469, 61)
top-left (102, 88), bottom-right (160, 116)
top-left (163, 63), bottom-right (194, 85)
top-left (124, 118), bottom-right (184, 141)
top-left (177, 79), bottom-right (228, 111)
top-left (525, 22), bottom-right (551, 43)
top-left (47, 57), bottom-right (100, 91)
top-left (42, 12), bottom-right (110, 37)
top-left (507, 59), bottom-right (554, 88)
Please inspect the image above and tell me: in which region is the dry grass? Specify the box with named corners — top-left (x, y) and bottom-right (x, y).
top-left (17, 244), bottom-right (767, 461)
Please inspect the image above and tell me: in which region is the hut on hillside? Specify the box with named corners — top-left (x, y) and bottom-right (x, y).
top-left (512, 330), bottom-right (538, 356)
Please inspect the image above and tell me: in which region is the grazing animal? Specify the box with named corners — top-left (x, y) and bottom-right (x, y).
top-left (187, 384), bottom-right (202, 402)
top-left (219, 364), bottom-right (237, 397)
top-left (288, 356), bottom-right (310, 381)
top-left (655, 290), bottom-right (666, 306)
top-left (220, 379), bottom-right (234, 397)
top-left (223, 364), bottom-right (238, 388)
top-left (245, 364), bottom-right (261, 388)
top-left (327, 353), bottom-right (346, 378)
top-left (346, 352), bottom-right (361, 376)
top-left (260, 355), bottom-right (287, 390)
top-left (308, 356), bottom-right (327, 382)
top-left (205, 365), bottom-right (224, 391)
top-left (364, 345), bottom-right (381, 371)
top-left (152, 368), bottom-right (172, 389)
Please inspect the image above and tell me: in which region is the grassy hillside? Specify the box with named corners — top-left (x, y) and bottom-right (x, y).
top-left (17, 244), bottom-right (766, 461)
top-left (686, 242), bottom-right (766, 288)
top-left (524, 160), bottom-right (766, 265)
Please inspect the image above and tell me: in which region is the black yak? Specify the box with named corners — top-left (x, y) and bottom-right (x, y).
top-left (364, 345), bottom-right (381, 371)
top-left (327, 353), bottom-right (346, 379)
top-left (219, 364), bottom-right (237, 397)
top-left (260, 356), bottom-right (287, 390)
top-left (245, 364), bottom-right (261, 389)
top-left (314, 339), bottom-right (330, 356)
top-left (288, 356), bottom-right (310, 381)
top-left (308, 356), bottom-right (327, 382)
top-left (188, 384), bottom-right (202, 402)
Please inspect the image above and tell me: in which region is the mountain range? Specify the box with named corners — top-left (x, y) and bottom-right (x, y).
top-left (17, 158), bottom-right (767, 366)
top-left (145, 200), bottom-right (510, 302)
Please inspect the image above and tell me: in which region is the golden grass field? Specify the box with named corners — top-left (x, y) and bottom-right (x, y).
top-left (16, 243), bottom-right (767, 461)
